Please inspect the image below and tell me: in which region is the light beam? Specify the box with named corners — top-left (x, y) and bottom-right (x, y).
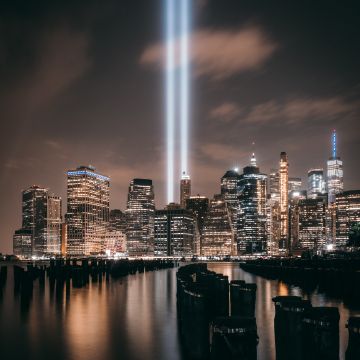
top-left (165, 0), bottom-right (175, 203)
top-left (180, 0), bottom-right (190, 177)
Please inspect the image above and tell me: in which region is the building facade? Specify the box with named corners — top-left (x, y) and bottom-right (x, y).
top-left (298, 197), bottom-right (326, 251)
top-left (279, 152), bottom-right (289, 252)
top-left (308, 169), bottom-right (325, 198)
top-left (125, 178), bottom-right (155, 256)
top-left (180, 172), bottom-right (191, 208)
top-left (66, 166), bottom-right (110, 256)
top-left (14, 185), bottom-right (62, 257)
top-left (201, 194), bottom-right (234, 256)
top-left (327, 130), bottom-right (343, 204)
top-left (336, 190), bottom-right (360, 247)
top-left (237, 155), bottom-right (267, 254)
top-left (154, 204), bottom-right (196, 256)
top-left (186, 195), bottom-right (209, 234)
top-left (13, 229), bottom-right (32, 258)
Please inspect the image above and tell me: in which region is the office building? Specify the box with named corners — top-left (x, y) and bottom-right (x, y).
top-left (110, 209), bottom-right (127, 232)
top-left (298, 197), bottom-right (326, 251)
top-left (201, 194), bottom-right (234, 256)
top-left (13, 229), bottom-right (32, 258)
top-left (237, 154), bottom-right (267, 254)
top-left (336, 190), bottom-right (360, 246)
top-left (125, 178), bottom-right (155, 256)
top-left (66, 166), bottom-right (110, 256)
top-left (180, 172), bottom-right (191, 208)
top-left (279, 152), bottom-right (289, 252)
top-left (154, 203), bottom-right (196, 256)
top-left (185, 195), bottom-right (209, 234)
top-left (289, 177), bottom-right (302, 193)
top-left (288, 190), bottom-right (307, 251)
top-left (327, 130), bottom-right (343, 204)
top-left (221, 169), bottom-right (240, 241)
top-left (308, 169), bottom-right (325, 198)
top-left (15, 185), bottom-right (62, 256)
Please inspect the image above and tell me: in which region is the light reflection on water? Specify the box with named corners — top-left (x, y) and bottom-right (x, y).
top-left (0, 263), bottom-right (358, 360)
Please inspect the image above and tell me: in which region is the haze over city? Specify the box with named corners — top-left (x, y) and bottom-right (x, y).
top-left (1, 0), bottom-right (360, 254)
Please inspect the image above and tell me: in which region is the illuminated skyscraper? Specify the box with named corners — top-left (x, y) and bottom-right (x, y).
top-left (279, 152), bottom-right (289, 252)
top-left (289, 177), bottom-right (302, 193)
top-left (336, 190), bottom-right (360, 246)
top-left (15, 185), bottom-right (62, 256)
top-left (201, 194), bottom-right (234, 256)
top-left (13, 229), bottom-right (32, 258)
top-left (154, 203), bottom-right (196, 256)
top-left (125, 178), bottom-right (155, 256)
top-left (66, 166), bottom-right (110, 256)
top-left (109, 209), bottom-right (126, 232)
top-left (308, 169), bottom-right (325, 198)
top-left (180, 172), bottom-right (191, 208)
top-left (238, 154), bottom-right (267, 254)
top-left (221, 169), bottom-right (240, 240)
top-left (269, 169), bottom-right (280, 200)
top-left (288, 190), bottom-right (307, 251)
top-left (186, 195), bottom-right (209, 234)
top-left (327, 130), bottom-right (343, 204)
top-left (105, 209), bottom-right (127, 255)
top-left (298, 197), bottom-right (326, 251)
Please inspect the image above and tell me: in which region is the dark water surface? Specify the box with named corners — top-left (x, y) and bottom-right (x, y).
top-left (0, 262), bottom-right (359, 360)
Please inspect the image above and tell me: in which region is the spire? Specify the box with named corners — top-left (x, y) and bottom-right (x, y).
top-left (332, 129), bottom-right (337, 158)
top-left (250, 153), bottom-right (257, 167)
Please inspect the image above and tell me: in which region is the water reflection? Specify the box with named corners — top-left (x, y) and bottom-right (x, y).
top-left (0, 263), bottom-right (359, 360)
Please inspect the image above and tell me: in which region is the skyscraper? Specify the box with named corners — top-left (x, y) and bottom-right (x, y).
top-left (201, 194), bottom-right (234, 256)
top-left (15, 185), bottom-right (62, 256)
top-left (180, 172), bottom-right (191, 208)
top-left (154, 203), bottom-right (196, 256)
top-left (221, 169), bottom-right (240, 241)
top-left (279, 152), bottom-right (289, 252)
top-left (288, 190), bottom-right (307, 251)
top-left (185, 195), bottom-right (209, 234)
top-left (237, 154), bottom-right (267, 254)
top-left (327, 130), bottom-right (343, 204)
top-left (298, 197), bottom-right (326, 252)
top-left (269, 169), bottom-right (280, 200)
top-left (288, 177), bottom-right (302, 193)
top-left (308, 169), bottom-right (325, 198)
top-left (66, 166), bottom-right (110, 256)
top-left (336, 190), bottom-right (360, 247)
top-left (13, 229), bottom-right (32, 258)
top-left (125, 178), bottom-right (155, 256)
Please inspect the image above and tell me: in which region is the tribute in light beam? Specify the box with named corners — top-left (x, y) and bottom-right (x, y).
top-left (165, 0), bottom-right (175, 203)
top-left (180, 0), bottom-right (190, 177)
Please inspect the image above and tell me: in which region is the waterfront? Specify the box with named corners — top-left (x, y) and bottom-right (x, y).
top-left (0, 262), bottom-right (359, 360)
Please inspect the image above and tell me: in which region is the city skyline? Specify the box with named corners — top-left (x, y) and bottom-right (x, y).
top-left (1, 0), bottom-right (360, 253)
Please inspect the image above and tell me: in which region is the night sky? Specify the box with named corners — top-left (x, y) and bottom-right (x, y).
top-left (1, 0), bottom-right (360, 253)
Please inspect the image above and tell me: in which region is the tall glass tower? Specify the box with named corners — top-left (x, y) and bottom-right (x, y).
top-left (125, 178), bottom-right (155, 256)
top-left (279, 152), bottom-right (289, 252)
top-left (180, 172), bottom-right (191, 208)
top-left (237, 154), bottom-right (267, 254)
top-left (66, 166), bottom-right (110, 256)
top-left (327, 130), bottom-right (343, 204)
top-left (18, 185), bottom-right (62, 256)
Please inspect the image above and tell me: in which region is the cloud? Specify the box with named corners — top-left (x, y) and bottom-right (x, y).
top-left (200, 142), bottom-right (246, 162)
top-left (210, 102), bottom-right (242, 122)
top-left (243, 97), bottom-right (357, 125)
top-left (140, 26), bottom-right (278, 80)
top-left (6, 27), bottom-right (91, 114)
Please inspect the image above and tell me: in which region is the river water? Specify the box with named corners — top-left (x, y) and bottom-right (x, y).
top-left (0, 262), bottom-right (358, 360)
